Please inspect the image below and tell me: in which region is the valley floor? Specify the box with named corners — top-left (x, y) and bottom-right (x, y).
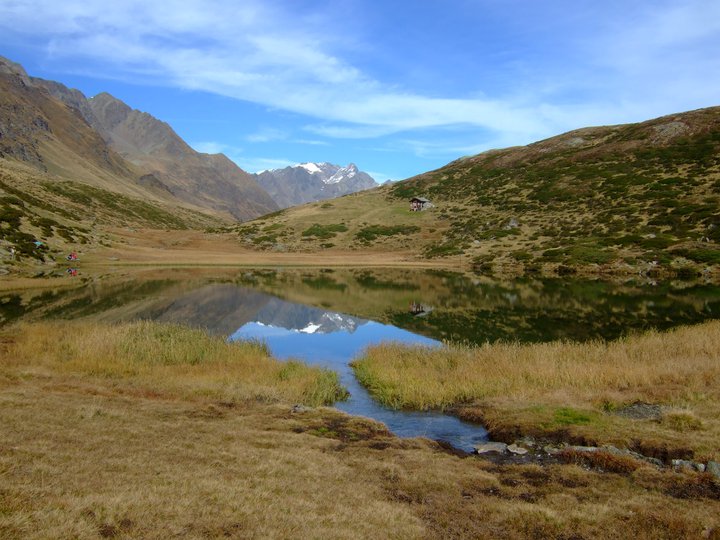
top-left (89, 228), bottom-right (448, 269)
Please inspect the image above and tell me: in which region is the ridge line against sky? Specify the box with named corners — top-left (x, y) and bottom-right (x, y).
top-left (1, 0), bottom-right (719, 181)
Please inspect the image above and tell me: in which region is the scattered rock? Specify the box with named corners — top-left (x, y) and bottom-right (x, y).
top-left (517, 436), bottom-right (537, 448)
top-left (474, 442), bottom-right (507, 454)
top-left (672, 459), bottom-right (695, 471)
top-left (564, 136), bottom-right (585, 148)
top-left (695, 463), bottom-right (706, 473)
top-left (707, 461), bottom-right (720, 480)
top-left (503, 218), bottom-right (519, 230)
top-left (614, 401), bottom-right (663, 421)
top-left (566, 446), bottom-right (598, 453)
top-left (291, 404), bottom-right (310, 414)
top-left (651, 121), bottom-right (689, 143)
top-left (507, 444), bottom-right (529, 455)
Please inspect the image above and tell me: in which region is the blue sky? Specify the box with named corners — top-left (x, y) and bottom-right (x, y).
top-left (1, 0), bottom-right (719, 182)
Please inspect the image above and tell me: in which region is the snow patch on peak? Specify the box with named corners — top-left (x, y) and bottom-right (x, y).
top-left (299, 322), bottom-right (321, 334)
top-left (299, 162), bottom-right (322, 174)
top-left (325, 164), bottom-right (357, 184)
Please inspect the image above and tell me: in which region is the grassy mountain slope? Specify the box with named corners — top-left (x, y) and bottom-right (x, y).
top-left (230, 107), bottom-right (720, 276)
top-left (0, 158), bottom-right (220, 266)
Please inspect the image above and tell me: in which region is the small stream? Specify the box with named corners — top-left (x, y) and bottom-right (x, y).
top-left (230, 320), bottom-right (489, 452)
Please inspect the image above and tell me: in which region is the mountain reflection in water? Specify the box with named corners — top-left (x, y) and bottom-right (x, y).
top-left (230, 312), bottom-right (489, 451)
top-left (3, 267), bottom-right (719, 450)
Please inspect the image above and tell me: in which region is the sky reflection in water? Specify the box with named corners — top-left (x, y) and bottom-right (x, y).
top-left (230, 319), bottom-right (489, 451)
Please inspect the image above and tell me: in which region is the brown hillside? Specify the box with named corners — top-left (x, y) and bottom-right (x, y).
top-left (87, 92), bottom-right (279, 221)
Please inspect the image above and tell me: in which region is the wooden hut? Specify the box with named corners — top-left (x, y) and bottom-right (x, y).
top-left (409, 197), bottom-right (431, 211)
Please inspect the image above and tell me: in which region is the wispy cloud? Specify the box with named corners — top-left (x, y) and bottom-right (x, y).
top-left (293, 139), bottom-right (329, 146)
top-left (1, 0), bottom-right (718, 146)
top-left (245, 128), bottom-right (288, 143)
top-left (0, 0), bottom-right (551, 140)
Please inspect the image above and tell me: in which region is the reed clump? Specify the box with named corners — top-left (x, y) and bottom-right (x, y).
top-left (353, 320), bottom-right (720, 409)
top-left (3, 320), bottom-right (346, 406)
top-left (352, 320), bottom-right (720, 458)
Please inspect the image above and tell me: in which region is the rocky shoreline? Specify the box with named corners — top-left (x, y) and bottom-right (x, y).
top-left (474, 437), bottom-right (720, 480)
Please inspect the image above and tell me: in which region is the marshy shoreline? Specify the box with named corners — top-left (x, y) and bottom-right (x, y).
top-left (352, 321), bottom-right (720, 464)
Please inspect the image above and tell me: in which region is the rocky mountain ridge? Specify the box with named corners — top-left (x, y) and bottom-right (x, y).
top-left (0, 55), bottom-right (279, 222)
top-left (254, 162), bottom-right (376, 209)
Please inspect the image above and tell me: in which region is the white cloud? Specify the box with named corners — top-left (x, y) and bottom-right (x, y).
top-left (245, 128), bottom-right (288, 143)
top-left (0, 0), bottom-right (555, 139)
top-left (1, 0), bottom-right (718, 145)
top-left (293, 139), bottom-right (330, 146)
top-left (577, 1), bottom-right (720, 119)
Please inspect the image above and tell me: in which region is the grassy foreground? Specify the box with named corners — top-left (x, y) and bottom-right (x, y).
top-left (2, 320), bottom-right (720, 538)
top-left (353, 321), bottom-right (720, 461)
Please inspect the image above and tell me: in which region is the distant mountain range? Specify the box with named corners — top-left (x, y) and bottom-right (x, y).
top-left (254, 162), bottom-right (376, 209)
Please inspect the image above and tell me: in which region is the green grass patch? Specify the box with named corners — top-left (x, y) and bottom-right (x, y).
top-left (301, 223), bottom-right (348, 239)
top-left (552, 407), bottom-right (595, 426)
top-left (671, 247), bottom-right (720, 265)
top-left (424, 242), bottom-right (465, 258)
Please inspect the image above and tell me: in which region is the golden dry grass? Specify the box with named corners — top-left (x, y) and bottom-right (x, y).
top-left (353, 320), bottom-right (720, 460)
top-left (88, 227), bottom-right (448, 269)
top-left (0, 380), bottom-right (426, 539)
top-left (4, 320), bottom-right (345, 406)
top-left (1, 378), bottom-right (719, 539)
top-left (1, 321), bottom-right (720, 538)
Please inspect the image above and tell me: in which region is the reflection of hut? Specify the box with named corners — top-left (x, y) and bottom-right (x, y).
top-left (409, 301), bottom-right (433, 317)
top-left (410, 197), bottom-right (431, 211)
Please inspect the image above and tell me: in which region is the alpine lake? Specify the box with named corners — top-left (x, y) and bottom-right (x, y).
top-left (3, 267), bottom-right (720, 452)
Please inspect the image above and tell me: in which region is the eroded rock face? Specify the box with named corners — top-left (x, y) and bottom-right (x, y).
top-left (86, 93), bottom-right (279, 221)
top-left (652, 121), bottom-right (690, 143)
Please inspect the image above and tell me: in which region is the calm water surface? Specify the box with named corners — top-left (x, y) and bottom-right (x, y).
top-left (3, 267), bottom-right (720, 450)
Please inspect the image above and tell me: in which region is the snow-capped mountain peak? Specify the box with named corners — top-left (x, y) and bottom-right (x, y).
top-left (325, 163), bottom-right (358, 184)
top-left (298, 162), bottom-right (324, 174)
top-left (253, 161), bottom-right (377, 209)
